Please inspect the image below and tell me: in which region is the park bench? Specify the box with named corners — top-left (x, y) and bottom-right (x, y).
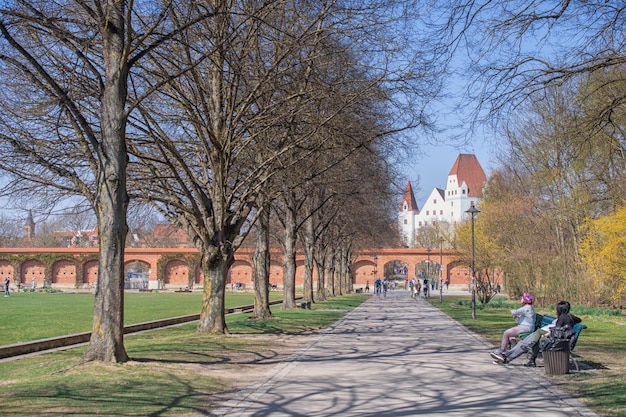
top-left (518, 313), bottom-right (588, 372)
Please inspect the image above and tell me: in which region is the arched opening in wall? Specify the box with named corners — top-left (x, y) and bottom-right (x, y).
top-left (0, 260), bottom-right (14, 281)
top-left (415, 260), bottom-right (442, 290)
top-left (295, 260), bottom-right (305, 286)
top-left (351, 259), bottom-right (378, 286)
top-left (228, 260), bottom-right (252, 289)
top-left (52, 259), bottom-right (77, 286)
top-left (194, 266), bottom-right (203, 285)
top-left (385, 260), bottom-right (410, 282)
top-left (164, 259), bottom-right (190, 287)
top-left (125, 260), bottom-right (150, 290)
top-left (269, 261), bottom-right (282, 289)
top-left (448, 261), bottom-right (471, 290)
top-left (21, 259), bottom-right (45, 289)
top-left (83, 260), bottom-right (99, 288)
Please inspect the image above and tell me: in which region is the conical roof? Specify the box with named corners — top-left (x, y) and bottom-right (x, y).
top-left (448, 154), bottom-right (487, 197)
top-left (399, 181), bottom-right (419, 212)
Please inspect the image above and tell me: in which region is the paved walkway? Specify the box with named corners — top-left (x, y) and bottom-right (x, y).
top-left (210, 290), bottom-right (597, 417)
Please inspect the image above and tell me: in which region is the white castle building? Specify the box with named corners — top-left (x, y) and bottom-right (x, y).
top-left (398, 153), bottom-right (487, 246)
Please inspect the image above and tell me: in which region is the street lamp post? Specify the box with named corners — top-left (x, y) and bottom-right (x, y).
top-left (466, 204), bottom-right (480, 320)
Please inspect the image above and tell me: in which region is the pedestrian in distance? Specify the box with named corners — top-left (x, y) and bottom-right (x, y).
top-left (4, 277), bottom-right (9, 297)
top-left (491, 293), bottom-right (535, 363)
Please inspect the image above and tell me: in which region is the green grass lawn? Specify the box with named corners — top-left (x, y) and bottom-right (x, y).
top-left (429, 296), bottom-right (626, 417)
top-left (0, 291), bottom-right (283, 345)
top-left (0, 293), bottom-right (369, 417)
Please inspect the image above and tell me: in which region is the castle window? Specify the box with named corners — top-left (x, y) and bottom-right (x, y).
top-left (462, 189), bottom-right (466, 194)
top-left (440, 210), bottom-right (443, 215)
top-left (426, 210), bottom-right (429, 215)
top-left (433, 199), bottom-right (437, 204)
top-left (403, 219), bottom-right (407, 224)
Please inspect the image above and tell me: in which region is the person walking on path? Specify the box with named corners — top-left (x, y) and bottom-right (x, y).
top-left (491, 293), bottom-right (535, 362)
top-left (3, 277), bottom-right (9, 297)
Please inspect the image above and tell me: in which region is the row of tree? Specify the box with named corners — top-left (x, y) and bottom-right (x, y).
top-left (0, 1), bottom-right (442, 362)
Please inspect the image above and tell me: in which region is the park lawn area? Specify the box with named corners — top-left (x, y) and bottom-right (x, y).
top-left (0, 293), bottom-right (369, 417)
top-left (430, 296), bottom-right (626, 417)
top-left (0, 291), bottom-right (284, 346)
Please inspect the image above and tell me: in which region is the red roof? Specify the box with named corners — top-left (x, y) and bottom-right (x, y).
top-left (448, 154), bottom-right (487, 197)
top-left (399, 181), bottom-right (419, 212)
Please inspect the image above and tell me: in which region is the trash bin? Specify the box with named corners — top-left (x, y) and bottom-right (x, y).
top-left (543, 349), bottom-right (570, 375)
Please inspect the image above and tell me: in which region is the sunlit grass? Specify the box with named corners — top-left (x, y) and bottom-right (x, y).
top-left (0, 294), bottom-right (368, 417)
top-left (0, 291), bottom-right (283, 345)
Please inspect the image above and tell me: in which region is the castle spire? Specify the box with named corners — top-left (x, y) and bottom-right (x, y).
top-left (399, 181), bottom-right (419, 212)
top-left (24, 210), bottom-right (35, 239)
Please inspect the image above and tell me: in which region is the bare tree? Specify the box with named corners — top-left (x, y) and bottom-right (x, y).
top-left (127, 0), bottom-right (443, 332)
top-left (443, 1), bottom-right (626, 122)
top-left (0, 1), bottom-right (210, 362)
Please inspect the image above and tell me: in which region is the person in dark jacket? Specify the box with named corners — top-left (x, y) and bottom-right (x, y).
top-left (525, 300), bottom-right (581, 367)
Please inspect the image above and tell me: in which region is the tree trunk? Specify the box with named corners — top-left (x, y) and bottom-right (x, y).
top-left (83, 0), bottom-right (130, 363)
top-left (197, 249), bottom-right (233, 333)
top-left (315, 253), bottom-right (327, 301)
top-left (327, 247), bottom-right (336, 297)
top-left (303, 214), bottom-right (314, 303)
top-left (282, 205), bottom-right (297, 309)
top-left (334, 250), bottom-right (342, 296)
top-left (252, 204), bottom-right (272, 319)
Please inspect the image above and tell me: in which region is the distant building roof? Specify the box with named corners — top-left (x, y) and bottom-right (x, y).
top-left (399, 181), bottom-right (419, 212)
top-left (151, 224), bottom-right (191, 246)
top-left (448, 153), bottom-right (487, 198)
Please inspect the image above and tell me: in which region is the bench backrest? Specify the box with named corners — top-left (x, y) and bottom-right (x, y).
top-left (570, 322), bottom-right (587, 351)
top-left (541, 314), bottom-right (556, 328)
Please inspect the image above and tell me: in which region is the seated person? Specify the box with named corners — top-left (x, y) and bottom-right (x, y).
top-left (492, 300), bottom-right (581, 367)
top-left (491, 293), bottom-right (535, 362)
top-left (492, 317), bottom-right (555, 365)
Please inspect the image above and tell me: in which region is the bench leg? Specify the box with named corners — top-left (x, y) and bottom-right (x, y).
top-left (569, 353), bottom-right (580, 372)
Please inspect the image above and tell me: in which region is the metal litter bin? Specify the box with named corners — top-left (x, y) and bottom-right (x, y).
top-left (543, 349), bottom-right (569, 375)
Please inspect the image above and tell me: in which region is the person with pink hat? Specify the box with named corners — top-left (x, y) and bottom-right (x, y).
top-left (491, 293), bottom-right (536, 363)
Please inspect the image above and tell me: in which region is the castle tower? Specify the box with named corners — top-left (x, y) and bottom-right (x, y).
top-left (398, 181), bottom-right (419, 246)
top-left (445, 153), bottom-right (487, 222)
top-left (399, 153), bottom-right (488, 245)
top-left (24, 210), bottom-right (35, 239)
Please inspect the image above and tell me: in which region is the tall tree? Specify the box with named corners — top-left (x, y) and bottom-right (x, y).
top-left (0, 1), bottom-right (209, 362)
